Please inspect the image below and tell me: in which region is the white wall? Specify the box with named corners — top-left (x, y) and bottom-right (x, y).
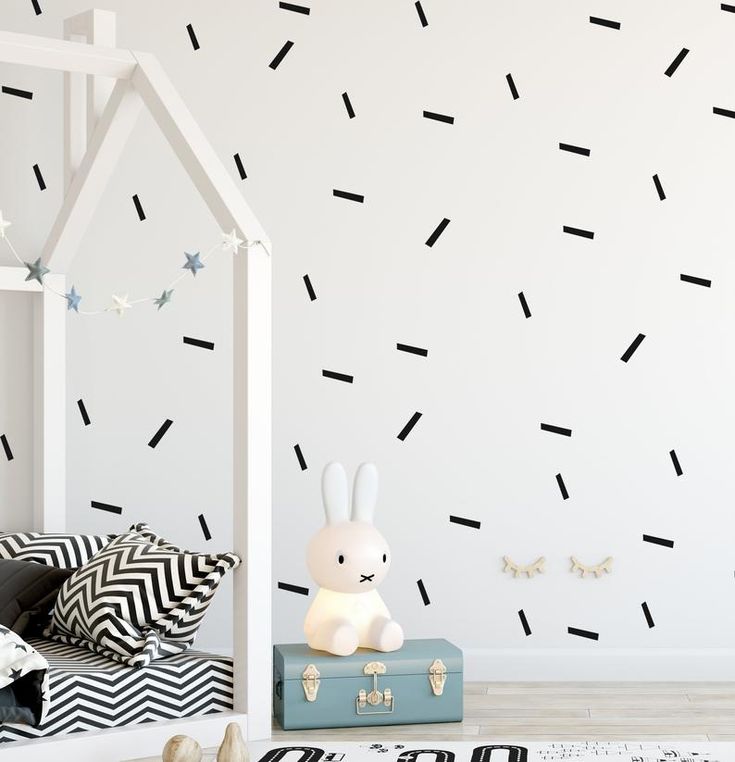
top-left (1, 0), bottom-right (735, 677)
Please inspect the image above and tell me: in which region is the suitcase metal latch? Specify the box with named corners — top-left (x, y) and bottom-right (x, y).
top-left (302, 663), bottom-right (320, 702)
top-left (429, 658), bottom-right (447, 696)
top-left (356, 661), bottom-right (395, 715)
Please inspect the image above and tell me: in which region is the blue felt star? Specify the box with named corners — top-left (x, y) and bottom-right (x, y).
top-left (154, 289), bottom-right (174, 310)
top-left (65, 285), bottom-right (82, 312)
top-left (183, 251), bottom-right (204, 277)
top-left (24, 257), bottom-right (50, 284)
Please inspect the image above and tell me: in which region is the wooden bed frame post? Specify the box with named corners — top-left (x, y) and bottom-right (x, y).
top-left (233, 240), bottom-right (272, 740)
top-left (32, 274), bottom-right (66, 533)
top-left (63, 10), bottom-right (117, 189)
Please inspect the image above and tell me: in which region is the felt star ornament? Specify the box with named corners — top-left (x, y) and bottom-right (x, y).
top-left (154, 289), bottom-right (173, 310)
top-left (0, 211), bottom-right (11, 239)
top-left (221, 229), bottom-right (244, 254)
top-left (24, 257), bottom-right (50, 284)
top-left (183, 251), bottom-right (205, 276)
top-left (109, 294), bottom-right (132, 317)
top-left (65, 285), bottom-right (82, 312)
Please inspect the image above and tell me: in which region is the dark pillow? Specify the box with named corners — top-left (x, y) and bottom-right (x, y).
top-left (0, 558), bottom-right (74, 634)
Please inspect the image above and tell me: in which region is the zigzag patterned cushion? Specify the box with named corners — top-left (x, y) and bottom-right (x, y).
top-left (127, 522), bottom-right (182, 550)
top-left (46, 530), bottom-right (240, 668)
top-left (0, 532), bottom-right (111, 568)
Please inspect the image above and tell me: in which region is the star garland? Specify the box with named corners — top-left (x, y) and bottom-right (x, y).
top-left (0, 210), bottom-right (267, 317)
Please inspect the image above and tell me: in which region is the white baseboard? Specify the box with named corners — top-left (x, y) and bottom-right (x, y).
top-left (463, 648), bottom-right (735, 681)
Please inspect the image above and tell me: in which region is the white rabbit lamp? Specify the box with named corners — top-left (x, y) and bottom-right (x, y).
top-left (304, 462), bottom-right (405, 656)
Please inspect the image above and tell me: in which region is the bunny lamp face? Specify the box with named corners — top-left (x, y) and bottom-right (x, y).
top-left (307, 521), bottom-right (391, 594)
top-left (306, 461), bottom-right (392, 594)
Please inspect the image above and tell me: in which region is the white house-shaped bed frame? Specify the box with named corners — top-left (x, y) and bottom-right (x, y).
top-left (0, 10), bottom-right (271, 761)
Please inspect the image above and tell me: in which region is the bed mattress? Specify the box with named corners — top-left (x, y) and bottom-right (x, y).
top-left (0, 637), bottom-right (233, 742)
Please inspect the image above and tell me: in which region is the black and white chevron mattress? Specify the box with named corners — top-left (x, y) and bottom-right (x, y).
top-left (0, 637), bottom-right (233, 743)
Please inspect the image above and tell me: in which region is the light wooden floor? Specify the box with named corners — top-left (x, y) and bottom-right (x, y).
top-left (271, 683), bottom-right (735, 742)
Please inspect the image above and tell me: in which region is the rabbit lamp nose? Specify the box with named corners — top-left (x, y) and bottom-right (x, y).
top-left (303, 462), bottom-right (404, 656)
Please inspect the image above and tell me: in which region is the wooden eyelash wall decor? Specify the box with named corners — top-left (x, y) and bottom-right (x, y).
top-left (502, 556), bottom-right (546, 578)
top-left (570, 556), bottom-right (613, 577)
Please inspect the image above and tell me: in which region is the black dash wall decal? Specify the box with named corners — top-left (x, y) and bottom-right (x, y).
top-left (449, 515), bottom-right (481, 529)
top-left (559, 143), bottom-right (590, 156)
top-left (332, 188), bottom-right (364, 203)
top-left (2, 86), bottom-right (33, 100)
top-left (641, 601), bottom-right (655, 628)
top-left (33, 164), bottom-right (46, 190)
top-left (31, 0), bottom-right (42, 14)
top-left (664, 48), bottom-right (689, 77)
top-left (198, 513), bottom-right (212, 541)
top-left (417, 579), bottom-right (431, 605)
top-left (322, 369), bottom-right (354, 383)
top-left (396, 343), bottom-right (428, 357)
top-left (620, 333), bottom-right (646, 363)
top-left (563, 225), bottom-right (594, 239)
top-left (518, 291), bottom-right (531, 318)
top-left (506, 73), bottom-right (519, 100)
top-left (278, 582), bottom-right (309, 596)
top-left (279, 1), bottom-right (310, 14)
top-left (556, 473), bottom-right (569, 500)
top-left (423, 110), bottom-right (454, 124)
top-left (342, 92), bottom-right (355, 119)
top-left (132, 194), bottom-right (146, 221)
top-left (425, 217), bottom-right (450, 247)
top-left (540, 423), bottom-right (572, 437)
top-left (669, 449), bottom-right (683, 476)
top-left (415, 1), bottom-right (428, 27)
top-left (77, 399), bottom-right (91, 426)
top-left (1, 434), bottom-right (13, 461)
top-left (186, 23), bottom-right (200, 50)
top-left (233, 153), bottom-right (247, 180)
top-left (269, 41), bottom-right (294, 70)
top-left (723, 3), bottom-right (735, 11)
top-left (680, 274), bottom-right (711, 288)
top-left (148, 419), bottom-right (173, 448)
top-left (91, 500), bottom-right (122, 515)
top-left (568, 626), bottom-right (599, 640)
top-left (643, 534), bottom-right (674, 548)
top-left (713, 106), bottom-right (735, 119)
top-left (518, 609), bottom-right (532, 636)
top-left (183, 336), bottom-right (215, 350)
top-left (397, 412), bottom-right (422, 441)
top-left (303, 274), bottom-right (317, 301)
top-left (294, 443), bottom-right (307, 471)
top-left (652, 174), bottom-right (666, 200)
top-left (589, 16), bottom-right (621, 30)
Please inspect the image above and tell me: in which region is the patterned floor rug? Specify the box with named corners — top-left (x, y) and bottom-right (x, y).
top-left (248, 742), bottom-right (735, 762)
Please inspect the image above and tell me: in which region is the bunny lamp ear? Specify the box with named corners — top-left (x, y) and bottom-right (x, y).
top-left (321, 462), bottom-right (350, 525)
top-left (352, 462), bottom-right (378, 523)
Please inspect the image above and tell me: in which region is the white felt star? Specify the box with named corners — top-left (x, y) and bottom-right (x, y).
top-left (221, 229), bottom-right (244, 254)
top-left (109, 294), bottom-right (132, 317)
top-left (0, 211), bottom-right (12, 239)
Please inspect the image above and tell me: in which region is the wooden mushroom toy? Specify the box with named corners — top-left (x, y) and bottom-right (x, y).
top-left (162, 735), bottom-right (203, 762)
top-left (216, 722), bottom-right (248, 762)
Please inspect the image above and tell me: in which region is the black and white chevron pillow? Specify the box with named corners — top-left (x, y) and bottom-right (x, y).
top-left (47, 530), bottom-right (240, 668)
top-left (0, 532), bottom-right (111, 568)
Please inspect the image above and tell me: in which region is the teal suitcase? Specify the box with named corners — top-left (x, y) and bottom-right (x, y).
top-left (273, 639), bottom-right (463, 730)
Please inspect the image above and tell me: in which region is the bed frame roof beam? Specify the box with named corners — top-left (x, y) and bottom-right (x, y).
top-left (0, 29), bottom-right (137, 78)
